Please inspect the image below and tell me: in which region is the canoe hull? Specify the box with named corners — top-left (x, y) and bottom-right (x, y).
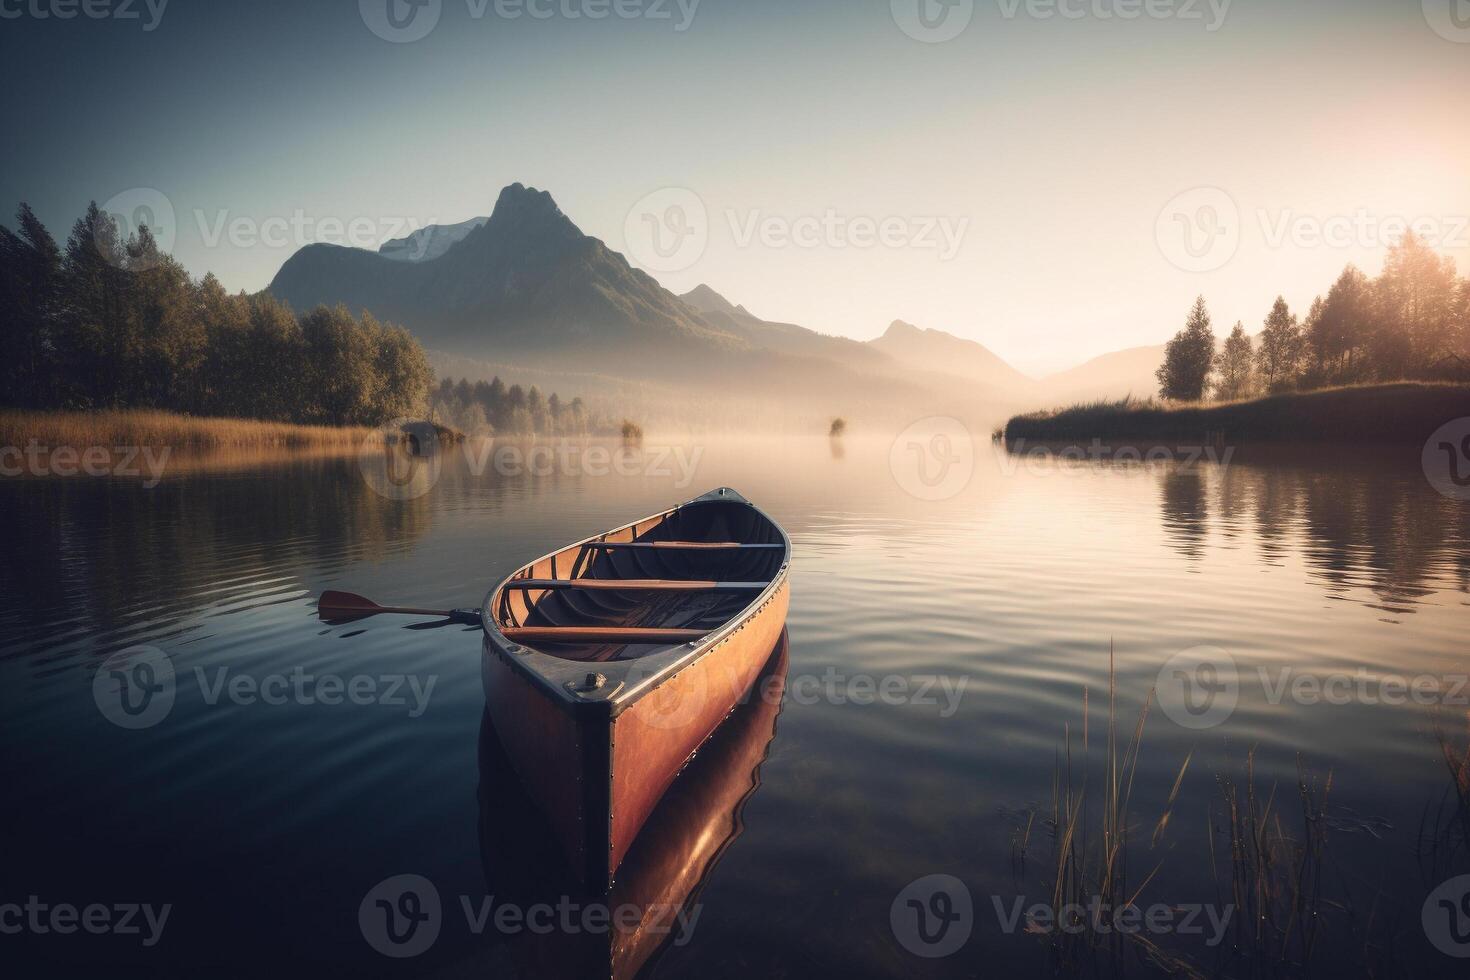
top-left (480, 488), bottom-right (792, 888)
top-left (481, 579), bottom-right (788, 887)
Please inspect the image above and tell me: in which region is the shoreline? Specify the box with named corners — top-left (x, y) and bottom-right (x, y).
top-left (0, 409), bottom-right (377, 452)
top-left (1002, 382), bottom-right (1470, 447)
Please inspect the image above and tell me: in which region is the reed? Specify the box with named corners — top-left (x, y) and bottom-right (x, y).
top-left (1038, 644), bottom-right (1201, 975)
top-left (1210, 751), bottom-right (1333, 971)
top-left (0, 409), bottom-right (375, 451)
top-left (1421, 712), bottom-right (1470, 877)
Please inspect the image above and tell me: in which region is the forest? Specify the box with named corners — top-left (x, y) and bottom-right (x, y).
top-left (427, 376), bottom-right (611, 437)
top-left (1156, 233), bottom-right (1470, 402)
top-left (0, 202), bottom-right (432, 427)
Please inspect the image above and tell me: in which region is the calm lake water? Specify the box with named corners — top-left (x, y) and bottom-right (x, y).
top-left (4, 435), bottom-right (1469, 978)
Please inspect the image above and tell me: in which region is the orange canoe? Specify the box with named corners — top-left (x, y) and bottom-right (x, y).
top-left (480, 487), bottom-right (792, 888)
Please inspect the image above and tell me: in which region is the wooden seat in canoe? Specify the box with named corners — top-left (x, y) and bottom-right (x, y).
top-left (505, 579), bottom-right (767, 592)
top-left (583, 542), bottom-right (785, 551)
top-left (501, 627), bottom-right (708, 645)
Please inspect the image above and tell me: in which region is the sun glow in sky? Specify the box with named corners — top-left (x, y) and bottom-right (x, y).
top-left (3, 0), bottom-right (1467, 374)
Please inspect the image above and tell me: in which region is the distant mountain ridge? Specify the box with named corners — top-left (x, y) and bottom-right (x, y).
top-left (868, 319), bottom-right (1036, 397)
top-left (269, 184), bottom-right (745, 376)
top-left (267, 182), bottom-right (1173, 425)
top-left (379, 216), bottom-right (488, 262)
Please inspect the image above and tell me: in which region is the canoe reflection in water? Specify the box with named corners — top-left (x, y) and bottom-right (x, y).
top-left (478, 630), bottom-right (789, 980)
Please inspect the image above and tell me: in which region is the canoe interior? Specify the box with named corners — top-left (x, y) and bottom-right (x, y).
top-left (490, 495), bottom-right (787, 663)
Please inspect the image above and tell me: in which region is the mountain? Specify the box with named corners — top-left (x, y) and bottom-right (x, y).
top-left (680, 283), bottom-right (749, 319)
top-left (868, 319), bottom-right (1035, 397)
top-left (269, 184), bottom-right (746, 377)
top-left (678, 284), bottom-right (891, 372)
top-left (1040, 344), bottom-right (1166, 404)
top-left (379, 216), bottom-right (488, 262)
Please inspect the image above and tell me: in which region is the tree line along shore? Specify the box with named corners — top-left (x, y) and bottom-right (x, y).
top-left (1008, 233), bottom-right (1470, 443)
top-left (0, 202), bottom-right (622, 447)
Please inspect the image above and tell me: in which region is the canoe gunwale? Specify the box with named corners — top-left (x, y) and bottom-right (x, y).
top-left (480, 487), bottom-right (792, 720)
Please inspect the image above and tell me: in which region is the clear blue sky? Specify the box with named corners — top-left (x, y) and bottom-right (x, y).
top-left (4, 0), bottom-right (1467, 373)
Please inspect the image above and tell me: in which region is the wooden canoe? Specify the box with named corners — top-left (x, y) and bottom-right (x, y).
top-left (478, 631), bottom-right (789, 978)
top-left (480, 487), bottom-right (792, 888)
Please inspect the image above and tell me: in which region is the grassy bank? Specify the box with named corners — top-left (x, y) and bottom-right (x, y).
top-left (1004, 382), bottom-right (1470, 445)
top-left (0, 409), bottom-right (376, 451)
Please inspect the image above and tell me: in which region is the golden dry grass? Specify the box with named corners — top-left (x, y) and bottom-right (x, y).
top-left (0, 409), bottom-right (375, 451)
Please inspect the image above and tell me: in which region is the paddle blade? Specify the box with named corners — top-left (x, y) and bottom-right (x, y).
top-left (317, 590), bottom-right (385, 622)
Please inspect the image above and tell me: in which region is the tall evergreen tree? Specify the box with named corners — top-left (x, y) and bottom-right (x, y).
top-left (0, 204), bottom-right (62, 407)
top-left (1156, 296), bottom-right (1216, 401)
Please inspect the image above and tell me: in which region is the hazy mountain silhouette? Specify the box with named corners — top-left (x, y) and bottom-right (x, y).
top-left (868, 319), bottom-right (1036, 397)
top-left (679, 284), bottom-right (890, 372)
top-left (268, 183), bottom-right (1176, 425)
top-left (1040, 343), bottom-right (1168, 403)
top-left (270, 184), bottom-right (746, 377)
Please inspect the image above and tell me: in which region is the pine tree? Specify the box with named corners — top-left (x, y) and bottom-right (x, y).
top-left (1156, 296), bottom-right (1216, 401)
top-left (0, 204), bottom-right (63, 407)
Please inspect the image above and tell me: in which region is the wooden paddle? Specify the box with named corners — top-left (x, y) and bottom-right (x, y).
top-left (317, 590), bottom-right (482, 626)
top-left (316, 591), bottom-right (708, 646)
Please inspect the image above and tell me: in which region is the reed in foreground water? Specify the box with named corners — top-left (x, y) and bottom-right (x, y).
top-left (1011, 647), bottom-right (1470, 978)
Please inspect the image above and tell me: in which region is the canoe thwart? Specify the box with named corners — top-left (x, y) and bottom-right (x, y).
top-left (584, 542), bottom-right (784, 551)
top-left (500, 627), bottom-right (708, 645)
top-left (507, 579), bottom-right (768, 592)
